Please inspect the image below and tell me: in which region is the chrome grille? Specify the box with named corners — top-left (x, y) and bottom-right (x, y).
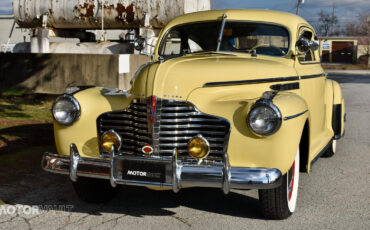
top-left (97, 98), bottom-right (230, 160)
top-left (158, 100), bottom-right (229, 159)
top-left (97, 100), bottom-right (149, 155)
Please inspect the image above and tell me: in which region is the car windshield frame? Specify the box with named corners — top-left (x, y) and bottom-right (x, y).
top-left (158, 20), bottom-right (291, 59)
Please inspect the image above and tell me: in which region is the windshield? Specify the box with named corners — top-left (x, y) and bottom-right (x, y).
top-left (159, 21), bottom-right (290, 58)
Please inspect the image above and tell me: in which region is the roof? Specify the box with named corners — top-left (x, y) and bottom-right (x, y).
top-left (164, 9), bottom-right (311, 37)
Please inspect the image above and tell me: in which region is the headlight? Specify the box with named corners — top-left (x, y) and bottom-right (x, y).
top-left (188, 135), bottom-right (210, 159)
top-left (247, 100), bottom-right (282, 136)
top-left (52, 95), bottom-right (80, 126)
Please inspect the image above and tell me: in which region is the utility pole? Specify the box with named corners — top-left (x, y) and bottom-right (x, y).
top-left (296, 0), bottom-right (305, 15)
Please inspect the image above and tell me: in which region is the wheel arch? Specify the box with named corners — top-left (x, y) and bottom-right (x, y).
top-left (299, 119), bottom-right (310, 173)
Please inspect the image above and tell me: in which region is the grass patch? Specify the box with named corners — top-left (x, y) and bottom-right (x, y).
top-left (0, 95), bottom-right (54, 125)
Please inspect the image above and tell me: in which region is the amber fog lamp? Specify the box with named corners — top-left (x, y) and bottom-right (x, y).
top-left (188, 135), bottom-right (210, 159)
top-left (101, 130), bottom-right (122, 152)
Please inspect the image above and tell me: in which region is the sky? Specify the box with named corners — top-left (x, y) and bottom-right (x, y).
top-left (1, 0), bottom-right (369, 24)
top-left (212, 0), bottom-right (370, 24)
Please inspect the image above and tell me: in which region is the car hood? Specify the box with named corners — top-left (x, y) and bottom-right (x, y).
top-left (131, 54), bottom-right (297, 100)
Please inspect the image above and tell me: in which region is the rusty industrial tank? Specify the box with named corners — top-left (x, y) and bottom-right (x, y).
top-left (13, 0), bottom-right (210, 29)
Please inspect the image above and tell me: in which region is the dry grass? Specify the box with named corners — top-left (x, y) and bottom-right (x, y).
top-left (0, 95), bottom-right (56, 185)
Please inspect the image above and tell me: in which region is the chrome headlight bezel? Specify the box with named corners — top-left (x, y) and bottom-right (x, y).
top-left (52, 94), bottom-right (81, 126)
top-left (247, 99), bottom-right (282, 136)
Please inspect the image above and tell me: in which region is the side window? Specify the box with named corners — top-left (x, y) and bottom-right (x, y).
top-left (162, 30), bottom-right (182, 56)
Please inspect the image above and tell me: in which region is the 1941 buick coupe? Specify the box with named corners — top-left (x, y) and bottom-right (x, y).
top-left (42, 10), bottom-right (345, 219)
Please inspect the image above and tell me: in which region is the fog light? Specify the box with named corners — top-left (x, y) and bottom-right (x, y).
top-left (188, 135), bottom-right (210, 159)
top-left (101, 130), bottom-right (122, 153)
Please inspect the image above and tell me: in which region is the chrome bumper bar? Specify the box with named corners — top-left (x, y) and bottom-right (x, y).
top-left (41, 144), bottom-right (282, 194)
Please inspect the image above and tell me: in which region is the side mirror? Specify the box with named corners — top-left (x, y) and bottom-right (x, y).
top-left (296, 37), bottom-right (319, 54)
top-left (308, 40), bottom-right (319, 51)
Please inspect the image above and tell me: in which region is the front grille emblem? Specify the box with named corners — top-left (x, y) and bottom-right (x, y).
top-left (142, 144), bottom-right (154, 155)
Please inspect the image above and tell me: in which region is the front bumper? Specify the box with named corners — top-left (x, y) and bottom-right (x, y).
top-left (42, 144), bottom-right (282, 194)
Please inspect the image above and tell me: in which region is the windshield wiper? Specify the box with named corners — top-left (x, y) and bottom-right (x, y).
top-left (216, 14), bottom-right (227, 52)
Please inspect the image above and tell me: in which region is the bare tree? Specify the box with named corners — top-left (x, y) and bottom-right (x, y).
top-left (317, 4), bottom-right (339, 36)
top-left (343, 12), bottom-right (370, 67)
top-left (343, 13), bottom-right (370, 36)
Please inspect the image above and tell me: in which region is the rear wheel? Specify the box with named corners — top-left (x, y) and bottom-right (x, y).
top-left (322, 139), bottom-right (336, 158)
top-left (259, 149), bottom-right (300, 219)
top-left (72, 177), bottom-right (119, 203)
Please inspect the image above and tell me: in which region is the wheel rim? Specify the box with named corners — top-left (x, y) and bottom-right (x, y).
top-left (287, 149), bottom-right (300, 212)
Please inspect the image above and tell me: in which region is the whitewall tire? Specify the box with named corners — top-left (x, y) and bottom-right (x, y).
top-left (259, 148), bottom-right (300, 219)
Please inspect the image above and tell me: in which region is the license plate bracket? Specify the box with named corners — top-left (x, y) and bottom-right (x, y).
top-left (120, 160), bottom-right (166, 183)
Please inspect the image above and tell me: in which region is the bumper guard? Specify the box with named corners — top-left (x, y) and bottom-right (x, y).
top-left (41, 144), bottom-right (282, 194)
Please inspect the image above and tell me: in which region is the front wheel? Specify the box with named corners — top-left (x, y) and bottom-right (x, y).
top-left (258, 149), bottom-right (300, 219)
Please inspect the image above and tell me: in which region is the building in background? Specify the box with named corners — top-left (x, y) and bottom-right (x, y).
top-left (319, 37), bottom-right (369, 65)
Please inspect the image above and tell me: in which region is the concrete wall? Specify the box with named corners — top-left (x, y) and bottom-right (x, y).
top-left (0, 15), bottom-right (30, 45)
top-left (0, 53), bottom-right (150, 94)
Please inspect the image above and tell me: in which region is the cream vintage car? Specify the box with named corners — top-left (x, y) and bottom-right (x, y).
top-left (42, 10), bottom-right (345, 219)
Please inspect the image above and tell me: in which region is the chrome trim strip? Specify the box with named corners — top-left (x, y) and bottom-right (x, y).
top-left (300, 74), bottom-right (325, 79)
top-left (203, 76), bottom-right (300, 87)
top-left (284, 110), bottom-right (308, 121)
top-left (203, 73), bottom-right (325, 88)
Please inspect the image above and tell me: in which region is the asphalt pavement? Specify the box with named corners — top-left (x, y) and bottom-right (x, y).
top-left (0, 73), bottom-right (369, 230)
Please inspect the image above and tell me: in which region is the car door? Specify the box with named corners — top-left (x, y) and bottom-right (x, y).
top-left (294, 27), bottom-right (332, 161)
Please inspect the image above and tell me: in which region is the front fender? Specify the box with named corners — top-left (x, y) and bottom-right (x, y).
top-left (54, 87), bottom-right (131, 158)
top-left (188, 86), bottom-right (308, 175)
